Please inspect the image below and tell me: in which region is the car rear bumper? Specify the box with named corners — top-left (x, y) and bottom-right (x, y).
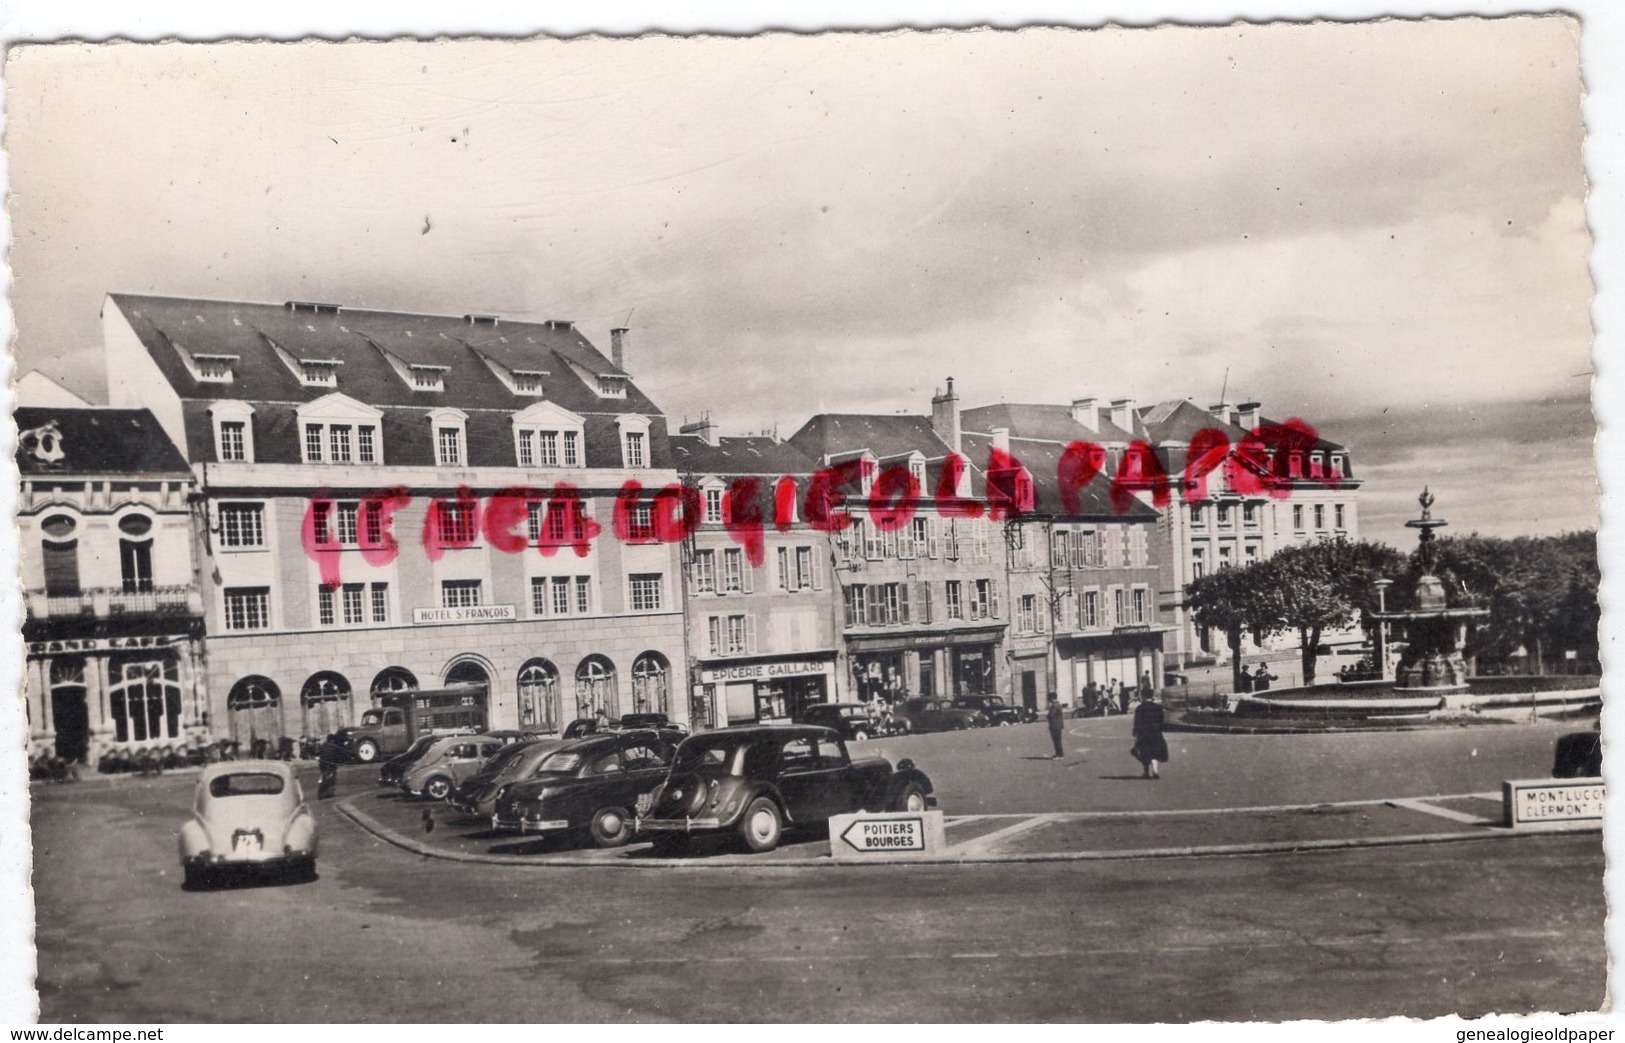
top-left (492, 813), bottom-right (571, 834)
top-left (636, 816), bottom-right (723, 833)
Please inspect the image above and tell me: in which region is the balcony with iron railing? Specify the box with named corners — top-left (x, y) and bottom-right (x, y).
top-left (25, 585), bottom-right (204, 622)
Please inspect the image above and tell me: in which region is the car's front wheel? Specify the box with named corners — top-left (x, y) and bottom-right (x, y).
top-left (895, 782), bottom-right (927, 813)
top-left (423, 776), bottom-right (452, 801)
top-left (353, 739), bottom-right (379, 763)
top-left (590, 806), bottom-right (633, 848)
top-left (739, 797), bottom-right (782, 853)
top-left (851, 728), bottom-right (871, 742)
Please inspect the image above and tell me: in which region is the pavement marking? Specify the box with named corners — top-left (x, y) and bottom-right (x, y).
top-left (1387, 798), bottom-right (1498, 826)
top-left (948, 813), bottom-right (1065, 855)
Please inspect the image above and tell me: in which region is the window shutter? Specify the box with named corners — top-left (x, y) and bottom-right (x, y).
top-left (989, 582), bottom-right (1001, 619)
top-left (927, 517), bottom-right (940, 558)
top-left (866, 590), bottom-right (882, 627)
top-left (708, 617), bottom-right (721, 657)
top-left (745, 615), bottom-right (757, 654)
top-left (899, 582), bottom-right (911, 624)
top-left (811, 549), bottom-right (824, 590)
top-left (742, 557), bottom-right (754, 594)
top-left (918, 581), bottom-right (932, 624)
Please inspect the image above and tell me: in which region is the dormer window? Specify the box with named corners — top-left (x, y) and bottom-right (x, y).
top-left (296, 392), bottom-right (383, 466)
top-left (194, 356), bottom-right (236, 382)
top-left (1329, 454), bottom-right (1345, 478)
top-left (513, 372), bottom-right (544, 394)
top-left (409, 365), bottom-right (447, 392)
top-left (209, 400), bottom-right (256, 464)
top-left (909, 458), bottom-right (926, 488)
top-left (598, 377), bottom-right (628, 398)
top-left (428, 407), bottom-right (469, 467)
top-left (617, 414), bottom-right (652, 469)
top-left (513, 401), bottom-right (585, 471)
top-left (299, 360), bottom-right (341, 387)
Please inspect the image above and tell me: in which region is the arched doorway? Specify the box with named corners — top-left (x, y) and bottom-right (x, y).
top-left (370, 667), bottom-right (418, 697)
top-left (517, 659), bottom-right (560, 733)
top-left (226, 675), bottom-right (282, 747)
top-left (574, 655), bottom-right (616, 719)
top-left (445, 660), bottom-right (490, 691)
top-left (48, 657), bottom-right (90, 762)
top-left (109, 653), bottom-right (181, 746)
top-left (631, 652), bottom-right (670, 716)
top-left (300, 671), bottom-right (353, 738)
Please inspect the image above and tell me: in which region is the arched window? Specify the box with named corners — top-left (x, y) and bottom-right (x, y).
top-left (517, 659), bottom-right (560, 732)
top-left (49, 657), bottom-right (89, 763)
top-left (117, 514), bottom-right (155, 593)
top-left (631, 652), bottom-right (670, 715)
top-left (300, 671), bottom-right (352, 738)
top-left (226, 675), bottom-right (282, 745)
top-left (573, 655), bottom-right (617, 719)
top-left (445, 660), bottom-right (490, 691)
top-left (370, 667), bottom-right (418, 696)
top-left (109, 655), bottom-right (181, 745)
top-left (40, 514), bottom-right (80, 598)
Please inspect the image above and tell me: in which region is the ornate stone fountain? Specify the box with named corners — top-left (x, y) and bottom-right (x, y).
top-left (1370, 488), bottom-right (1489, 700)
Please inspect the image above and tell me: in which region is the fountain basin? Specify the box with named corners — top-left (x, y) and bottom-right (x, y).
top-left (1232, 675), bottom-right (1599, 719)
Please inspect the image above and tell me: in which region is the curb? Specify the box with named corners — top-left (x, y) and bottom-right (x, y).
top-left (333, 794), bottom-right (1593, 871)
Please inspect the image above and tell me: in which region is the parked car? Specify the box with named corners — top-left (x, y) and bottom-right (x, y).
top-left (636, 725), bottom-right (935, 854)
top-left (892, 697), bottom-right (986, 733)
top-left (949, 695), bottom-right (1027, 726)
top-left (1553, 727), bottom-right (1602, 778)
top-left (617, 712), bottom-right (687, 734)
top-left (449, 738), bottom-right (571, 820)
top-left (491, 730), bottom-right (681, 847)
top-left (796, 702), bottom-right (895, 740)
top-left (178, 761), bottom-right (316, 888)
top-left (378, 734), bottom-right (458, 788)
top-left (401, 735), bottom-right (511, 800)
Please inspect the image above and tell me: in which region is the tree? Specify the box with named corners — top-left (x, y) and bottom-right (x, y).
top-left (1185, 563), bottom-right (1282, 690)
top-left (1261, 538), bottom-right (1407, 686)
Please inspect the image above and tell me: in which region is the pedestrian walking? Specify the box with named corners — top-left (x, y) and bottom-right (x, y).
top-left (1045, 693), bottom-right (1065, 759)
top-left (1140, 671), bottom-right (1154, 699)
top-left (1253, 663), bottom-right (1278, 692)
top-left (1117, 680), bottom-right (1131, 715)
top-left (1131, 691), bottom-right (1169, 779)
top-left (316, 733), bottom-right (342, 799)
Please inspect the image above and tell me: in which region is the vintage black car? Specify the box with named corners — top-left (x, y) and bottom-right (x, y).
top-left (377, 735), bottom-right (449, 787)
top-left (891, 697), bottom-right (986, 733)
top-left (949, 695), bottom-right (1028, 726)
top-left (1553, 727), bottom-right (1602, 778)
top-left (796, 702), bottom-right (898, 741)
top-left (636, 725), bottom-right (935, 854)
top-left (491, 730), bottom-right (680, 848)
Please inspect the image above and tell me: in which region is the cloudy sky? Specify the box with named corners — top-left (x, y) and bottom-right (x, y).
top-left (4, 18), bottom-right (1596, 541)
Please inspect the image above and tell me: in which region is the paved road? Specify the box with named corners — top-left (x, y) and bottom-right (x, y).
top-left (29, 721), bottom-right (1604, 1023)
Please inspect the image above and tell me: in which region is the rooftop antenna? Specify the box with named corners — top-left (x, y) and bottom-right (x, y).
top-left (1218, 365), bottom-right (1230, 406)
top-left (622, 307), bottom-right (635, 328)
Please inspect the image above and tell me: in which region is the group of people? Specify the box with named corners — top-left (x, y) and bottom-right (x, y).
top-left (1234, 663), bottom-right (1280, 694)
top-left (1046, 676), bottom-right (1168, 779)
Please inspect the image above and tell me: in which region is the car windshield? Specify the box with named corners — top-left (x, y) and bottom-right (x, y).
top-left (360, 709), bottom-right (384, 727)
top-left (209, 772), bottom-right (285, 798)
top-left (401, 736), bottom-right (437, 758)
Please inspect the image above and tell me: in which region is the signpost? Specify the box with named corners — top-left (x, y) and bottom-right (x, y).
top-left (828, 810), bottom-right (947, 859)
top-left (1502, 777), bottom-right (1605, 829)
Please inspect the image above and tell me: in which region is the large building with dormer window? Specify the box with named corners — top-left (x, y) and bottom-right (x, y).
top-left (16, 384), bottom-right (208, 766)
top-left (102, 294), bottom-right (688, 742)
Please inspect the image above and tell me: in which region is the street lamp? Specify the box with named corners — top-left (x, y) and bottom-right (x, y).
top-left (1373, 578), bottom-right (1394, 681)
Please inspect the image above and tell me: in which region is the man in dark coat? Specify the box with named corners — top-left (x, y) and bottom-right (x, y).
top-left (1253, 663), bottom-right (1278, 692)
top-left (316, 733), bottom-right (343, 799)
top-left (1131, 692), bottom-right (1169, 779)
top-left (1045, 693), bottom-right (1065, 760)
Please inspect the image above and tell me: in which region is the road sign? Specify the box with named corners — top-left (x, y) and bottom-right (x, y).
top-left (828, 810), bottom-right (946, 859)
top-left (1503, 777), bottom-right (1605, 829)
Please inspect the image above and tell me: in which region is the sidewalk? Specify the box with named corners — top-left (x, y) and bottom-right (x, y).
top-left (334, 782), bottom-right (1595, 870)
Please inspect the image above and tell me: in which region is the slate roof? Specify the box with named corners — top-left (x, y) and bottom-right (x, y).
top-left (961, 432), bottom-right (1159, 522)
top-left (785, 412), bottom-right (985, 492)
top-left (961, 401), bottom-right (1147, 444)
top-left (670, 434), bottom-right (822, 479)
top-left (15, 407), bottom-right (191, 478)
top-left (109, 294), bottom-right (654, 415)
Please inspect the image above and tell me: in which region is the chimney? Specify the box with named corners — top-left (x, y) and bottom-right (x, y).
top-left (931, 376), bottom-right (961, 454)
top-left (680, 412), bottom-right (720, 448)
top-left (1110, 397), bottom-right (1136, 433)
top-left (1237, 401), bottom-right (1262, 430)
top-left (1070, 397), bottom-right (1099, 432)
top-left (1208, 402), bottom-right (1236, 426)
top-left (991, 426), bottom-right (1011, 455)
top-left (610, 327), bottom-right (629, 371)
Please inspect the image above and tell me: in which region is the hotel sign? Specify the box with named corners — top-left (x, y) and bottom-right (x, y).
top-left (412, 604), bottom-right (517, 625)
top-left (700, 658), bottom-right (830, 684)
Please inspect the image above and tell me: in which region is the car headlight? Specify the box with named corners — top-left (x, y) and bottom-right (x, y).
top-left (495, 785), bottom-right (510, 803)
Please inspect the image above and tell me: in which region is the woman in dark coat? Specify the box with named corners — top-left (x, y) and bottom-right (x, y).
top-left (1131, 692), bottom-right (1170, 779)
